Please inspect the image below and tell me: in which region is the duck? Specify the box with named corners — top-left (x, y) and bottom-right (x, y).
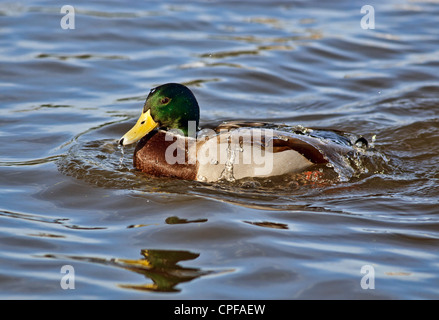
top-left (119, 83), bottom-right (368, 182)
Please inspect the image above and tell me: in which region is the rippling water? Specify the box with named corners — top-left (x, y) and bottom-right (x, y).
top-left (1, 0), bottom-right (439, 299)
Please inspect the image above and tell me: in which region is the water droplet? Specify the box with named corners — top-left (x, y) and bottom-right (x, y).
top-left (219, 133), bottom-right (236, 182)
top-left (370, 134), bottom-right (377, 148)
top-left (238, 139), bottom-right (244, 152)
top-left (117, 144), bottom-right (125, 169)
top-left (355, 139), bottom-right (367, 149)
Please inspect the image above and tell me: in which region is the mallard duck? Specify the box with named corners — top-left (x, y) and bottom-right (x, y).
top-left (119, 83), bottom-right (367, 182)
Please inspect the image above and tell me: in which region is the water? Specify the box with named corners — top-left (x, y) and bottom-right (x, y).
top-left (1, 0), bottom-right (439, 299)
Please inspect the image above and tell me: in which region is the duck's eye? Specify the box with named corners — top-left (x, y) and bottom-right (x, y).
top-left (160, 97), bottom-right (170, 104)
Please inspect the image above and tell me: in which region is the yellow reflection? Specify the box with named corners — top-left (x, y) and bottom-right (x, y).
top-left (115, 249), bottom-right (213, 292)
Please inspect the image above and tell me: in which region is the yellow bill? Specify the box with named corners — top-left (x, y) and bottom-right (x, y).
top-left (119, 109), bottom-right (158, 145)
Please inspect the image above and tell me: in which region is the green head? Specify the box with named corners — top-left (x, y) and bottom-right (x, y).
top-left (144, 83), bottom-right (200, 135)
top-left (119, 83), bottom-right (200, 145)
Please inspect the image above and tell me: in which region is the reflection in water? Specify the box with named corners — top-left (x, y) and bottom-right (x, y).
top-left (36, 53), bottom-right (128, 60)
top-left (44, 249), bottom-right (224, 293)
top-left (165, 216), bottom-right (208, 225)
top-left (0, 209), bottom-right (106, 231)
top-left (116, 249), bottom-right (214, 292)
top-left (243, 221), bottom-right (289, 230)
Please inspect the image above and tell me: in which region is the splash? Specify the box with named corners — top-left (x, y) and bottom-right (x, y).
top-left (219, 133), bottom-right (237, 182)
top-left (276, 125), bottom-right (391, 182)
top-left (118, 143), bottom-right (125, 170)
